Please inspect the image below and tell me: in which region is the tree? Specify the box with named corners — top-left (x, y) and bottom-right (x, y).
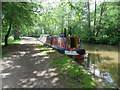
top-left (87, 0), bottom-right (91, 31)
top-left (2, 2), bottom-right (41, 46)
top-left (93, 0), bottom-right (96, 36)
top-left (95, 2), bottom-right (105, 37)
top-left (2, 1), bottom-right (119, 45)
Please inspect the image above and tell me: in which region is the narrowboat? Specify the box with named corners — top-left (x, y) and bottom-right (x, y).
top-left (38, 33), bottom-right (85, 60)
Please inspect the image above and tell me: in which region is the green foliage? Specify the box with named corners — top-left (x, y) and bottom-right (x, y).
top-left (2, 2), bottom-right (119, 45)
top-left (98, 37), bottom-right (109, 44)
top-left (39, 49), bottom-right (49, 52)
top-left (74, 84), bottom-right (96, 88)
top-left (2, 2), bottom-right (42, 44)
top-left (40, 2), bottom-right (119, 45)
top-left (0, 36), bottom-right (22, 46)
top-left (8, 36), bottom-right (14, 41)
top-left (109, 37), bottom-right (119, 45)
top-left (8, 39), bottom-right (22, 44)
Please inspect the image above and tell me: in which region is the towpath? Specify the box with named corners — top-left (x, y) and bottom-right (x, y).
top-left (1, 37), bottom-right (67, 88)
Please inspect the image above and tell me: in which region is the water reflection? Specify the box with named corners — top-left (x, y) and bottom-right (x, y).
top-left (81, 43), bottom-right (119, 87)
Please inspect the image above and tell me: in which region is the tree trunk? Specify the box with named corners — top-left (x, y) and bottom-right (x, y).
top-left (95, 2), bottom-right (104, 37)
top-left (93, 0), bottom-right (96, 35)
top-left (4, 22), bottom-right (12, 46)
top-left (68, 26), bottom-right (72, 36)
top-left (87, 0), bottom-right (91, 31)
top-left (4, 5), bottom-right (13, 46)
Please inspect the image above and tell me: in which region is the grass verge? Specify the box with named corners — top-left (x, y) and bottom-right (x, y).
top-left (0, 39), bottom-right (22, 46)
top-left (38, 45), bottom-right (97, 88)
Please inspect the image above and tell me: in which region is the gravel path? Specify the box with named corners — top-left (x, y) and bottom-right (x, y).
top-left (1, 37), bottom-right (66, 88)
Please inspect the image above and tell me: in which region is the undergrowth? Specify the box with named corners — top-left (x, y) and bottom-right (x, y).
top-left (0, 39), bottom-right (22, 46)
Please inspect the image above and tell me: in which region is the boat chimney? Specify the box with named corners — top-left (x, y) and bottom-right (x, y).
top-left (64, 28), bottom-right (66, 37)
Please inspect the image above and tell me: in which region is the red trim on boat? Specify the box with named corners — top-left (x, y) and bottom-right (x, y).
top-left (67, 55), bottom-right (84, 59)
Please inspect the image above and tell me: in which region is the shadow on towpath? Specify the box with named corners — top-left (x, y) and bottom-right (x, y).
top-left (1, 37), bottom-right (68, 88)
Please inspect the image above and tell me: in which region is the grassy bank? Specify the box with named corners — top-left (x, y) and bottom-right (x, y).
top-left (0, 36), bottom-right (22, 46)
top-left (38, 45), bottom-right (97, 88)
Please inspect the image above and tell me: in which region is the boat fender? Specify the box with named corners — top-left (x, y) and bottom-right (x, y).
top-left (76, 49), bottom-right (85, 55)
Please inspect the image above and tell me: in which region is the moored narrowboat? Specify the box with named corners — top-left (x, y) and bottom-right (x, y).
top-left (38, 34), bottom-right (85, 60)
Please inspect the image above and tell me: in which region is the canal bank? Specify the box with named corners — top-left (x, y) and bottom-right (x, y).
top-left (38, 43), bottom-right (117, 88)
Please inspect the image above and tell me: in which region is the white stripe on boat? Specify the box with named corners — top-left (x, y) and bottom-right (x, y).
top-left (65, 51), bottom-right (79, 55)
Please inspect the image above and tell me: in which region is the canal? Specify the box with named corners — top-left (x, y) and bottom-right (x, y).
top-left (82, 43), bottom-right (119, 88)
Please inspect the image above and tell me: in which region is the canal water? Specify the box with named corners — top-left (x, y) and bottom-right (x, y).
top-left (81, 43), bottom-right (119, 88)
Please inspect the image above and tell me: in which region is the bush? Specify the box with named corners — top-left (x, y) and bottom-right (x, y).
top-left (109, 37), bottom-right (119, 45)
top-left (8, 36), bottom-right (14, 41)
top-left (83, 36), bottom-right (96, 43)
top-left (99, 37), bottom-right (109, 44)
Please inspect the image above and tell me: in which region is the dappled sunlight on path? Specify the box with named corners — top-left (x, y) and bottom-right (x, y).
top-left (19, 37), bottom-right (41, 44)
top-left (1, 37), bottom-right (66, 88)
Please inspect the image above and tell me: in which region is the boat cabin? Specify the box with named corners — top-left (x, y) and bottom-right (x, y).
top-left (67, 36), bottom-right (80, 49)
